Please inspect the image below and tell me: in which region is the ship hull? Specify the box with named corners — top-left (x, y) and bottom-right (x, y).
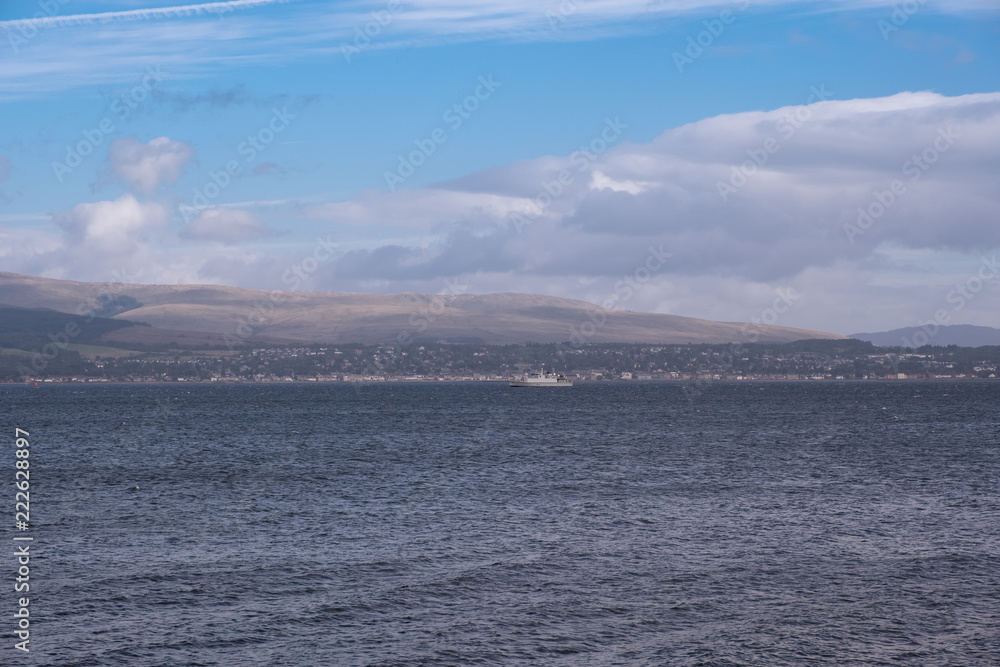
top-left (508, 379), bottom-right (573, 387)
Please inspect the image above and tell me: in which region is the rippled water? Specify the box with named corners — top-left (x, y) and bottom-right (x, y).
top-left (4, 381), bottom-right (999, 665)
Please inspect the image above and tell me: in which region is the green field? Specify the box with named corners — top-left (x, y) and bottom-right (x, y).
top-left (0, 348), bottom-right (34, 359)
top-left (64, 343), bottom-right (138, 359)
top-left (0, 344), bottom-right (137, 359)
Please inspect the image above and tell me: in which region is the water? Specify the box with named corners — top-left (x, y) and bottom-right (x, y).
top-left (3, 381), bottom-right (998, 665)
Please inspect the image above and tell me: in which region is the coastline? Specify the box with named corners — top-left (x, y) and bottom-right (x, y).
top-left (4, 376), bottom-right (997, 386)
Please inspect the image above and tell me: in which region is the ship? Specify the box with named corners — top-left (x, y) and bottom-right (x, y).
top-left (508, 371), bottom-right (573, 387)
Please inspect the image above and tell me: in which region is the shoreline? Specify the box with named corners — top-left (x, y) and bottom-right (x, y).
top-left (3, 377), bottom-right (998, 386)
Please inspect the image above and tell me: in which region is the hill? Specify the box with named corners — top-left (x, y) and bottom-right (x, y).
top-left (851, 325), bottom-right (1000, 348)
top-left (0, 304), bottom-right (143, 350)
top-left (0, 271), bottom-right (845, 345)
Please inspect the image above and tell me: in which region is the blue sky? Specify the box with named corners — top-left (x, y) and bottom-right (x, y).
top-left (1, 0), bottom-right (998, 335)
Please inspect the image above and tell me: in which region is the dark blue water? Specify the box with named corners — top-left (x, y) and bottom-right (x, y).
top-left (3, 381), bottom-right (999, 665)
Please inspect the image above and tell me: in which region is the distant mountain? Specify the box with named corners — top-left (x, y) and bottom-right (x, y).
top-left (0, 303), bottom-right (296, 352)
top-left (0, 271), bottom-right (845, 346)
top-left (851, 324), bottom-right (1000, 348)
top-left (0, 304), bottom-right (141, 349)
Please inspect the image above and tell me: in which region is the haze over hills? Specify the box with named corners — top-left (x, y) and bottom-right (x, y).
top-left (0, 271), bottom-right (845, 346)
top-left (851, 325), bottom-right (1000, 348)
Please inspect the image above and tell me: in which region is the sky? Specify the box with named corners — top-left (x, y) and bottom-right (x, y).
top-left (0, 0), bottom-right (998, 336)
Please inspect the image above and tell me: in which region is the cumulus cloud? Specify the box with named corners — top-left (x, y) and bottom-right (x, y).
top-left (180, 206), bottom-right (273, 243)
top-left (5, 91), bottom-right (998, 334)
top-left (53, 194), bottom-right (169, 254)
top-left (304, 91), bottom-right (1000, 285)
top-left (108, 136), bottom-right (194, 193)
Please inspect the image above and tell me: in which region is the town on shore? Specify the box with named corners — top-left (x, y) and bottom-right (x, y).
top-left (4, 340), bottom-right (998, 384)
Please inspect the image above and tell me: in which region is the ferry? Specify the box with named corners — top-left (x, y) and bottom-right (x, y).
top-left (508, 372), bottom-right (573, 387)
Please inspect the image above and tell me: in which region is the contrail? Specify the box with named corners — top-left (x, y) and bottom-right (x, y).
top-left (0, 0), bottom-right (293, 30)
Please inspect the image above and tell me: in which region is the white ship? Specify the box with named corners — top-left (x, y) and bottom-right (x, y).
top-left (508, 372), bottom-right (573, 387)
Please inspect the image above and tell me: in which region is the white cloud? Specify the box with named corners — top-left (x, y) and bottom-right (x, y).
top-left (0, 0), bottom-right (987, 34)
top-left (2, 1), bottom-right (993, 99)
top-left (0, 225), bottom-right (62, 260)
top-left (0, 0), bottom-right (286, 30)
top-left (589, 170), bottom-right (651, 195)
top-left (304, 187), bottom-right (536, 231)
top-left (305, 91), bottom-right (1000, 279)
top-left (53, 194), bottom-right (169, 254)
top-left (109, 136), bottom-right (195, 193)
top-left (5, 90), bottom-right (999, 334)
top-left (181, 206), bottom-right (273, 243)
top-left (280, 90), bottom-right (1000, 332)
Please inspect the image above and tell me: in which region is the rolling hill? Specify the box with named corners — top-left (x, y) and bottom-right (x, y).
top-left (0, 271), bottom-right (845, 346)
top-left (851, 324), bottom-right (1000, 348)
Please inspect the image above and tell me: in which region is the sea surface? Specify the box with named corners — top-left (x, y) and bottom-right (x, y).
top-left (3, 381), bottom-right (999, 666)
